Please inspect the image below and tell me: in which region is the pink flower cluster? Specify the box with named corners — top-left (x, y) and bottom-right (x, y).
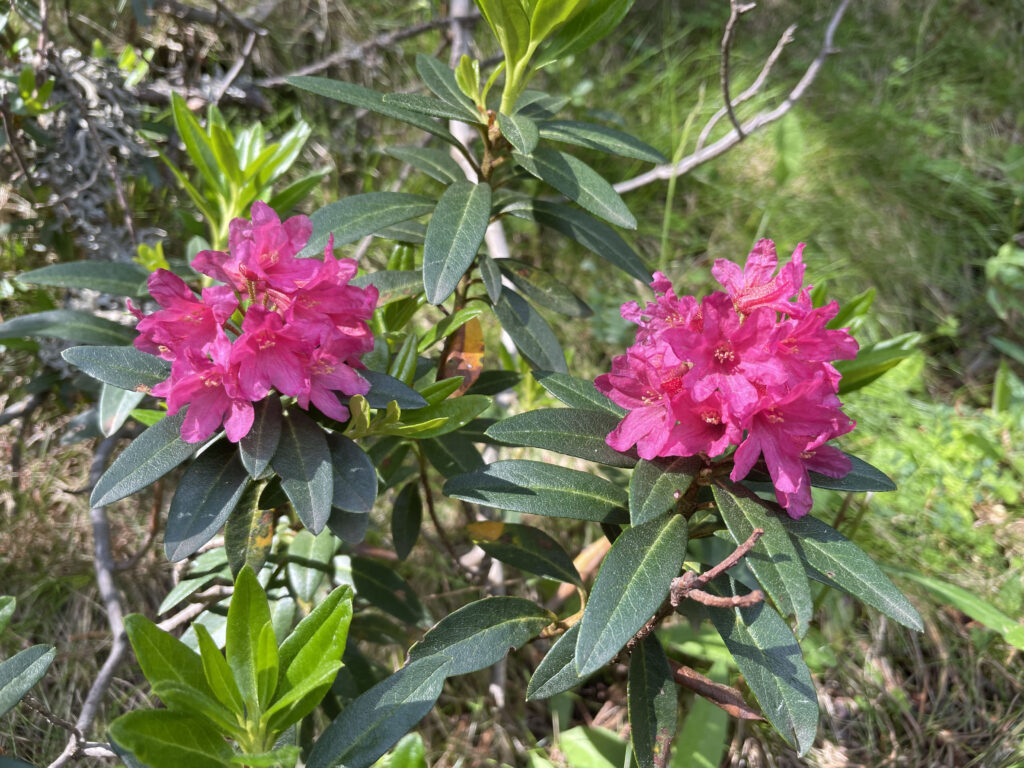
top-left (131, 202), bottom-right (379, 444)
top-left (595, 239), bottom-right (859, 518)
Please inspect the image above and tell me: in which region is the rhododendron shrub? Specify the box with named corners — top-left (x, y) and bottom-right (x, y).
top-left (131, 202), bottom-right (378, 443)
top-left (596, 239), bottom-right (858, 518)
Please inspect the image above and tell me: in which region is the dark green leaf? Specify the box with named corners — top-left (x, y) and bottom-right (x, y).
top-left (477, 252), bottom-right (503, 303)
top-left (0, 645), bottom-right (55, 719)
top-left (287, 77), bottom-right (459, 146)
top-left (386, 146), bottom-right (464, 184)
top-left (408, 597), bottom-right (553, 674)
top-left (108, 711), bottom-right (233, 768)
top-left (0, 310), bottom-right (135, 346)
top-left (288, 528), bottom-right (336, 603)
top-left (98, 384), bottom-right (145, 436)
top-left (391, 483), bottom-right (422, 560)
top-left (415, 54), bottom-right (480, 119)
top-left (576, 514), bottom-right (688, 676)
top-left (351, 556), bottom-right (430, 626)
top-left (90, 411), bottom-right (197, 507)
top-left (124, 614), bottom-right (211, 696)
top-left (493, 290), bottom-right (567, 373)
top-left (274, 409), bottom-right (333, 534)
top-left (628, 457), bottom-right (699, 526)
top-left (327, 507), bottom-right (370, 545)
top-left (835, 332), bottom-right (922, 395)
top-left (781, 516), bottom-right (923, 631)
top-left (533, 370), bottom-right (625, 415)
top-left (526, 622), bottom-right (589, 700)
top-left (498, 111), bottom-right (539, 154)
top-left (420, 433), bottom-right (484, 478)
top-left (539, 120), bottom-right (666, 163)
top-left (384, 93), bottom-right (478, 122)
top-left (62, 345), bottom-right (169, 391)
top-left (628, 634), bottom-right (677, 768)
top-left (706, 577), bottom-right (818, 755)
top-left (19, 261), bottom-right (149, 296)
top-left (423, 181), bottom-right (492, 305)
top-left (306, 655), bottom-right (451, 768)
top-left (225, 484), bottom-right (275, 576)
top-left (300, 192), bottom-right (434, 258)
top-left (267, 169), bottom-right (331, 215)
top-left (374, 221), bottom-right (427, 245)
top-left (240, 397), bottom-right (283, 479)
top-left (362, 370), bottom-right (429, 409)
top-left (464, 369), bottom-right (520, 396)
top-left (485, 408), bottom-right (634, 467)
top-left (497, 258), bottom-right (591, 317)
top-left (444, 460), bottom-right (628, 523)
top-left (514, 200), bottom-right (649, 282)
top-left (714, 483), bottom-right (813, 637)
top-left (513, 148), bottom-right (636, 228)
top-left (165, 440), bottom-right (249, 562)
top-left (807, 453), bottom-right (897, 492)
top-left (468, 521), bottom-right (581, 585)
top-left (328, 433), bottom-right (378, 513)
top-left (226, 565), bottom-right (273, 709)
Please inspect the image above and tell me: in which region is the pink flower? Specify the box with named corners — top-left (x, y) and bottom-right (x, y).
top-left (154, 331), bottom-right (254, 443)
top-left (712, 239), bottom-right (805, 316)
top-left (297, 338), bottom-right (371, 422)
top-left (231, 306), bottom-right (314, 400)
top-left (620, 271), bottom-right (701, 344)
top-left (131, 269), bottom-right (236, 361)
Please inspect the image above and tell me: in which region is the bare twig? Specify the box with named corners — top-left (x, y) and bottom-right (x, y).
top-left (615, 0), bottom-right (850, 194)
top-left (211, 31), bottom-right (258, 106)
top-left (0, 392), bottom-right (46, 428)
top-left (697, 23), bottom-right (797, 150)
top-left (720, 0), bottom-right (756, 139)
top-left (0, 103), bottom-right (41, 205)
top-left (257, 13), bottom-right (481, 88)
top-left (48, 434), bottom-right (126, 768)
top-left (669, 660), bottom-right (765, 720)
top-left (151, 0), bottom-right (266, 35)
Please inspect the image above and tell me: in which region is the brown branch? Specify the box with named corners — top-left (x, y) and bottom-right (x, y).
top-left (615, 0), bottom-right (851, 194)
top-left (210, 30), bottom-right (258, 107)
top-left (151, 0), bottom-right (266, 35)
top-left (257, 13), bottom-right (481, 88)
top-left (720, 0), bottom-right (756, 139)
top-left (669, 660), bottom-right (764, 721)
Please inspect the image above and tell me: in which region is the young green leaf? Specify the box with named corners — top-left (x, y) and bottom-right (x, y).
top-left (628, 457), bottom-right (700, 526)
top-left (124, 614), bottom-right (212, 697)
top-left (108, 710), bottom-right (234, 768)
top-left (497, 258), bottom-right (591, 317)
top-left (274, 409), bottom-right (333, 534)
top-left (443, 460), bottom-right (629, 523)
top-left (714, 483), bottom-right (813, 638)
top-left (287, 528), bottom-right (336, 604)
top-left (538, 120), bottom-right (666, 163)
top-left (262, 658), bottom-right (343, 733)
top-left (493, 290), bottom-right (568, 373)
top-left (90, 411), bottom-right (197, 507)
top-left (628, 634), bottom-right (678, 768)
top-left (300, 192), bottom-right (435, 258)
top-left (240, 397), bottom-right (283, 479)
top-left (575, 515), bottom-right (688, 676)
top-left (194, 623), bottom-right (245, 716)
top-left (279, 584), bottom-right (353, 689)
top-left (408, 597), bottom-right (554, 675)
top-left (535, 0), bottom-right (634, 67)
top-left (150, 680), bottom-right (243, 737)
top-left (0, 596), bottom-right (15, 634)
top-left (417, 306), bottom-right (485, 353)
top-left (513, 148), bottom-right (636, 228)
top-left (0, 310), bottom-right (136, 346)
top-left (386, 395), bottom-right (490, 439)
top-left (391, 483), bottom-right (422, 561)
top-left (781, 515), bottom-right (923, 631)
top-left (170, 93), bottom-right (222, 194)
top-left (225, 565), bottom-right (273, 710)
top-left (255, 622), bottom-right (279, 708)
top-left (532, 370), bottom-right (625, 415)
top-left (0, 645), bottom-right (55, 719)
top-left (165, 439), bottom-right (250, 562)
top-left (705, 576), bottom-right (818, 755)
top-left (306, 655), bottom-right (452, 768)
top-left (62, 345), bottom-right (169, 391)
top-left (468, 521), bottom-right (581, 585)
top-left (230, 746), bottom-right (302, 767)
top-left (485, 408), bottom-right (635, 467)
top-left (19, 261), bottom-right (149, 297)
top-left (423, 181), bottom-right (492, 305)
top-left (388, 333), bottom-right (418, 386)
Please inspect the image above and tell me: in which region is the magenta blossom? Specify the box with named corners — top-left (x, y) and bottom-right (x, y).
top-left (597, 239), bottom-right (856, 518)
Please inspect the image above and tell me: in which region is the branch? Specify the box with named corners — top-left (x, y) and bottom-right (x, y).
top-left (210, 30), bottom-right (258, 107)
top-left (151, 0), bottom-right (266, 35)
top-left (257, 13), bottom-right (481, 88)
top-left (615, 0), bottom-right (850, 194)
top-left (48, 434), bottom-right (127, 768)
top-left (0, 391), bottom-right (46, 428)
top-left (720, 0), bottom-right (756, 139)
